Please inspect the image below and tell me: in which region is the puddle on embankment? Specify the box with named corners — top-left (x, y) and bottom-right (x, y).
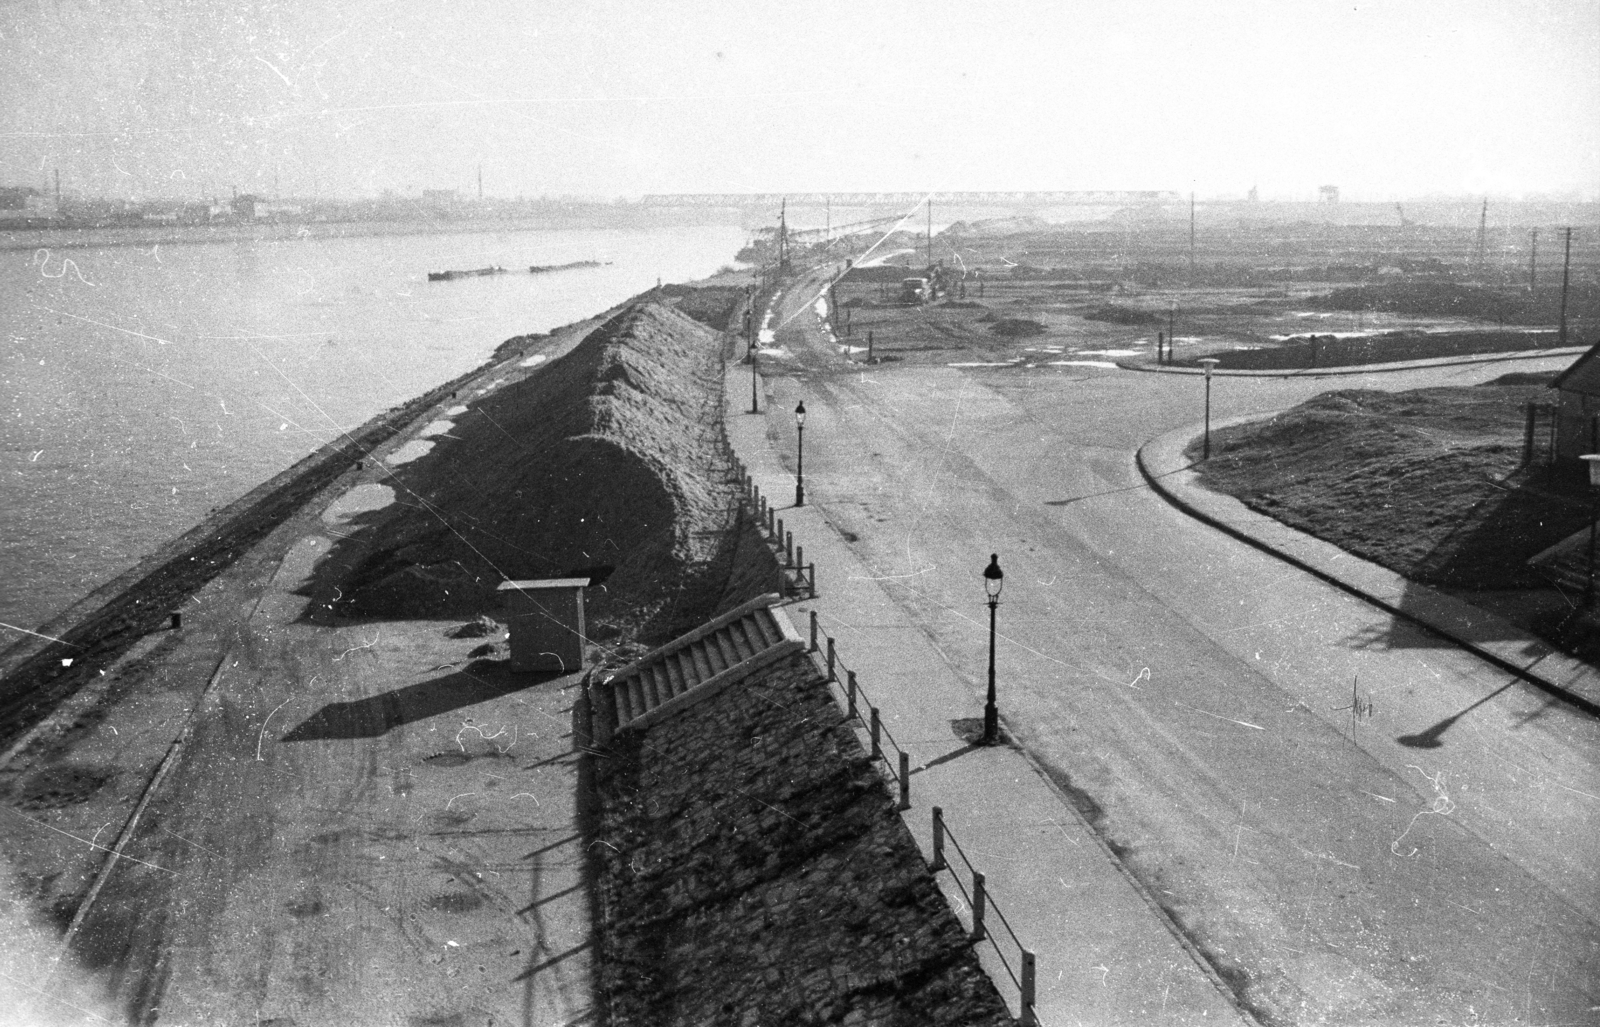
top-left (322, 483), bottom-right (397, 526)
top-left (385, 441), bottom-right (434, 466)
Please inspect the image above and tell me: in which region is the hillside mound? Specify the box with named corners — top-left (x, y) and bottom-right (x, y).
top-left (1194, 382), bottom-right (1590, 587)
top-left (319, 301), bottom-right (739, 642)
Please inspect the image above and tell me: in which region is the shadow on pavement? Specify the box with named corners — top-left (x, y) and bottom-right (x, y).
top-left (1396, 678), bottom-right (1519, 748)
top-left (281, 659), bottom-right (559, 741)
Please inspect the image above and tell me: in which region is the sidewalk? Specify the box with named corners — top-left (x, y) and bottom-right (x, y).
top-left (1138, 417), bottom-right (1600, 714)
top-left (1115, 345), bottom-right (1588, 377)
top-left (723, 363), bottom-right (1253, 1027)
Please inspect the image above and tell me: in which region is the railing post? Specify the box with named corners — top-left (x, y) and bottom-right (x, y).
top-left (796, 544), bottom-right (804, 574)
top-left (870, 707), bottom-right (881, 760)
top-left (808, 562), bottom-right (816, 599)
top-left (810, 611), bottom-right (819, 652)
top-left (786, 530), bottom-right (794, 567)
top-left (846, 671), bottom-right (858, 720)
top-left (826, 637), bottom-right (836, 681)
top-left (971, 870), bottom-right (987, 941)
top-left (1020, 950), bottom-right (1037, 1026)
top-left (776, 517), bottom-right (784, 548)
top-left (931, 807), bottom-right (946, 870)
top-left (898, 751), bottom-right (911, 811)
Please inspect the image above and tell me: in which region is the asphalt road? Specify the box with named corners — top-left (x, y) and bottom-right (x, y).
top-left (762, 269), bottom-right (1600, 1025)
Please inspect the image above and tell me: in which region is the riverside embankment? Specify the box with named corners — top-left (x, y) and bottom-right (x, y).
top-left (2, 276), bottom-right (1020, 1027)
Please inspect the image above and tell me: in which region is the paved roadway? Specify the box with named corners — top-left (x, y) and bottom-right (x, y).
top-left (758, 268), bottom-right (1600, 1025)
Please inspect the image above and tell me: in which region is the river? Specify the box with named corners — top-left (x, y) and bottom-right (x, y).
top-left (1, 223), bottom-right (747, 637)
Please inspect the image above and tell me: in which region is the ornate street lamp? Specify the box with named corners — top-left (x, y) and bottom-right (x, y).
top-left (1199, 357), bottom-right (1221, 460)
top-left (982, 553), bottom-right (1004, 745)
top-left (794, 401), bottom-right (807, 507)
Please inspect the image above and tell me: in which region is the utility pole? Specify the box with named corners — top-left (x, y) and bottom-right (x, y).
top-left (1189, 191), bottom-right (1197, 283)
top-left (1529, 228), bottom-right (1539, 293)
top-left (779, 197), bottom-right (787, 270)
top-left (1476, 198), bottom-right (1488, 275)
top-left (1559, 227), bottom-right (1573, 346)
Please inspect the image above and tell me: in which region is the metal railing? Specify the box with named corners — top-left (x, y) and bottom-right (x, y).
top-left (805, 609), bottom-right (1039, 1025)
top-left (722, 378), bottom-right (1042, 1026)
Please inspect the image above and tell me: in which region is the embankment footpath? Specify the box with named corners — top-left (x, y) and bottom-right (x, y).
top-left (724, 359), bottom-right (1254, 1026)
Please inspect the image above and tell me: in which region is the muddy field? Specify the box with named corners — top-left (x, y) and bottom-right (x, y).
top-left (792, 213), bottom-right (1600, 372)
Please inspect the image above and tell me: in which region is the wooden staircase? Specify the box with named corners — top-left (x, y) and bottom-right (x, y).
top-left (593, 593), bottom-right (806, 739)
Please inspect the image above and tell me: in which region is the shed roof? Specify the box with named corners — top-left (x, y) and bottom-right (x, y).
top-left (1550, 340), bottom-right (1600, 394)
top-left (497, 578), bottom-right (591, 591)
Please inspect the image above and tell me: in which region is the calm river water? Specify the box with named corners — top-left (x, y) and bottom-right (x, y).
top-left (1, 223), bottom-right (746, 637)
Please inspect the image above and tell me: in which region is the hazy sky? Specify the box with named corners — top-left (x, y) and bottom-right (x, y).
top-left (3, 0), bottom-right (1597, 201)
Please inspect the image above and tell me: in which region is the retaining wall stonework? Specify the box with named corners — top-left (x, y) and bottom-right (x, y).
top-left (590, 651), bottom-right (1011, 1026)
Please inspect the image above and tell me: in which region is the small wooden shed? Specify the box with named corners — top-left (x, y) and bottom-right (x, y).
top-left (496, 578), bottom-right (588, 673)
top-left (1550, 340), bottom-right (1600, 460)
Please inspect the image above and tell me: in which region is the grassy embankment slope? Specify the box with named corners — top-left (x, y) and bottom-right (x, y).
top-left (1193, 372), bottom-right (1597, 649)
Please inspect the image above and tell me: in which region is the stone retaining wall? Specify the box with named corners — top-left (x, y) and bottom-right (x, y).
top-left (589, 650), bottom-right (1011, 1026)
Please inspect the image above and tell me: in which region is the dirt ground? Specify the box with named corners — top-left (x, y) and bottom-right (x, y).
top-left (791, 215), bottom-right (1598, 373)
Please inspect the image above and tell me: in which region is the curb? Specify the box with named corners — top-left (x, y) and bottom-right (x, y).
top-left (1115, 345), bottom-right (1588, 378)
top-left (1136, 421), bottom-right (1600, 717)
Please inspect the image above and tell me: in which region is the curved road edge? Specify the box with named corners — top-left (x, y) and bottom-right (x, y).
top-left (1116, 345), bottom-right (1590, 377)
top-left (1136, 418), bottom-right (1600, 716)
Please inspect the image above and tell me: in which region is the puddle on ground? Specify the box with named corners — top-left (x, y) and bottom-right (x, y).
top-left (445, 405), bottom-right (469, 416)
top-left (385, 440), bottom-right (435, 466)
top-left (520, 353), bottom-right (548, 368)
top-left (323, 483), bottom-right (397, 525)
top-left (418, 420), bottom-right (455, 439)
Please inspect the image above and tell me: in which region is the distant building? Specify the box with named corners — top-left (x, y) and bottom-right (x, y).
top-left (1318, 185), bottom-right (1340, 204)
top-left (0, 185), bottom-right (59, 222)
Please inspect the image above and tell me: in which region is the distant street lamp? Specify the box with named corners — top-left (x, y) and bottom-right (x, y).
top-left (982, 553), bottom-right (1004, 745)
top-left (747, 310), bottom-right (759, 415)
top-left (794, 401), bottom-right (807, 507)
top-left (1199, 358), bottom-right (1221, 460)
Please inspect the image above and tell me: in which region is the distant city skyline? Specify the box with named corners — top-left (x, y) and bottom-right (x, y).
top-left (4, 1), bottom-right (1598, 203)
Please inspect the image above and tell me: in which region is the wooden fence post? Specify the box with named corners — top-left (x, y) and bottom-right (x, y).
top-left (971, 871), bottom-right (987, 941)
top-left (898, 751), bottom-right (911, 810)
top-left (826, 637), bottom-right (836, 681)
top-left (808, 562), bottom-right (816, 599)
top-left (1020, 951), bottom-right (1037, 1025)
top-left (810, 611), bottom-right (819, 652)
top-left (931, 806), bottom-right (946, 870)
top-left (870, 707), bottom-right (881, 760)
top-left (846, 671), bottom-right (858, 720)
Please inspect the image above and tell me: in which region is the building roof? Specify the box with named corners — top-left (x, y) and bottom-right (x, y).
top-left (1550, 339), bottom-right (1600, 394)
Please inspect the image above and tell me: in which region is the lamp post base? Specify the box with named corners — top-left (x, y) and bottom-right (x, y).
top-left (982, 702), bottom-right (998, 746)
